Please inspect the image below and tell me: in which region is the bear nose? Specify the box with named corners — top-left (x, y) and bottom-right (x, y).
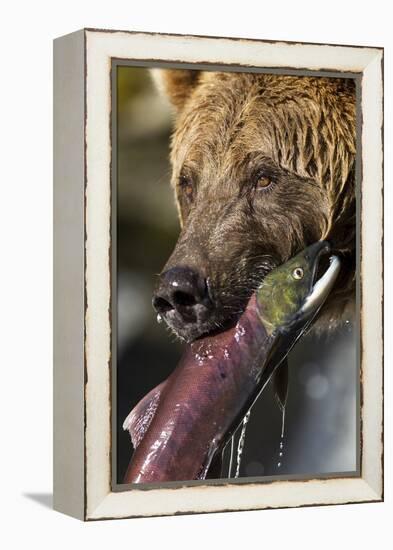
top-left (153, 267), bottom-right (210, 320)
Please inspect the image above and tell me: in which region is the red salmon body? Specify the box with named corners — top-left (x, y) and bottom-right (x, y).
top-left (124, 295), bottom-right (270, 483)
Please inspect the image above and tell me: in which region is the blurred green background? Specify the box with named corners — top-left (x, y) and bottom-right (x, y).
top-left (116, 66), bottom-right (357, 484)
top-left (116, 66), bottom-right (183, 481)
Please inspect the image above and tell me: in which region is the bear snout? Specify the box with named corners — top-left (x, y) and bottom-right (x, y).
top-left (153, 266), bottom-right (215, 341)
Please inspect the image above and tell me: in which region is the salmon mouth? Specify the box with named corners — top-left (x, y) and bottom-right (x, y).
top-left (287, 241), bottom-right (341, 320)
top-left (301, 254), bottom-right (341, 316)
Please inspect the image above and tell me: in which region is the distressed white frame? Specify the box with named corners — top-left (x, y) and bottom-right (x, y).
top-left (53, 29), bottom-right (383, 520)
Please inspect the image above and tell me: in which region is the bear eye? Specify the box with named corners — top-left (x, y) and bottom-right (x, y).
top-left (292, 267), bottom-right (304, 280)
top-left (178, 174), bottom-right (194, 201)
top-left (254, 170), bottom-right (275, 190)
top-left (256, 175), bottom-right (272, 188)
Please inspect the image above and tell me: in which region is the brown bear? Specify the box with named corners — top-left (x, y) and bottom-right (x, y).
top-left (152, 69), bottom-right (356, 344)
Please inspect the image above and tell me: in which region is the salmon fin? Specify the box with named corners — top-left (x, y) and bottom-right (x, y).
top-left (272, 357), bottom-right (289, 412)
top-left (123, 381), bottom-right (166, 449)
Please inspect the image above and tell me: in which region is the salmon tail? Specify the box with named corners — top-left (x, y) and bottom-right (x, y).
top-left (123, 381), bottom-right (166, 449)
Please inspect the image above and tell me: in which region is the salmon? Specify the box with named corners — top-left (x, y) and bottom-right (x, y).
top-left (123, 241), bottom-right (340, 483)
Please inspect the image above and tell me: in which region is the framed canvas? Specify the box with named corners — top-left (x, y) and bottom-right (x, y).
top-left (53, 28), bottom-right (383, 520)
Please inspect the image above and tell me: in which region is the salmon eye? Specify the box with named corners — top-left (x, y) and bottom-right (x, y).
top-left (179, 174), bottom-right (194, 201)
top-left (292, 267), bottom-right (304, 280)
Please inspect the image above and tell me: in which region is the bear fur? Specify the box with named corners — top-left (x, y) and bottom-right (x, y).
top-left (153, 69), bottom-right (356, 341)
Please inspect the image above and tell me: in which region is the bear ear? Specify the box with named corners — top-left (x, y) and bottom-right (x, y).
top-left (151, 69), bottom-right (201, 111)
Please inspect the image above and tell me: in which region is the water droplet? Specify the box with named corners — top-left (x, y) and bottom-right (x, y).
top-left (234, 324), bottom-right (246, 343)
top-left (280, 407), bottom-right (286, 439)
top-left (227, 435), bottom-right (235, 478)
top-left (235, 410), bottom-right (251, 478)
top-left (195, 353), bottom-right (204, 366)
top-left (156, 314), bottom-right (162, 324)
top-left (277, 407), bottom-right (286, 471)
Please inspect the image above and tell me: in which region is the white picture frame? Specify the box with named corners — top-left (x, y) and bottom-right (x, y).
top-left (53, 28), bottom-right (383, 520)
